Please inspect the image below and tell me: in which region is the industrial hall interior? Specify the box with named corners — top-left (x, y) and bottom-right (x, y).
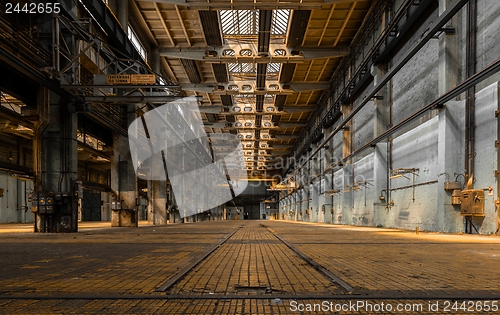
top-left (1, 0), bottom-right (500, 314)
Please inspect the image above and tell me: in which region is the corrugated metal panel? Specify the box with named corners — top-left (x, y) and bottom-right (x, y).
top-left (258, 10), bottom-right (272, 54)
top-left (199, 11), bottom-right (223, 46)
top-left (286, 10), bottom-right (310, 48)
top-left (273, 94), bottom-right (285, 124)
top-left (206, 113), bottom-right (217, 122)
top-left (220, 95), bottom-right (233, 107)
top-left (255, 114), bottom-right (262, 127)
top-left (254, 129), bottom-right (261, 139)
top-left (274, 95), bottom-right (287, 111)
top-left (256, 64), bottom-right (267, 89)
top-left (255, 95), bottom-right (264, 112)
top-left (279, 64), bottom-right (295, 83)
top-left (212, 64), bottom-right (229, 83)
top-left (180, 59), bottom-right (202, 84)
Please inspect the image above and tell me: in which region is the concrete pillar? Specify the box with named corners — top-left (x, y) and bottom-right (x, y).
top-left (324, 134), bottom-right (335, 223)
top-left (117, 0), bottom-right (128, 31)
top-left (111, 104), bottom-right (138, 227)
top-left (435, 0), bottom-right (463, 232)
top-left (371, 64), bottom-right (389, 138)
top-left (373, 143), bottom-right (388, 227)
top-left (148, 180), bottom-right (167, 225)
top-left (341, 104), bottom-right (353, 225)
top-left (437, 101), bottom-right (465, 232)
top-left (35, 89), bottom-right (79, 232)
top-left (151, 47), bottom-right (161, 74)
top-left (370, 62), bottom-right (391, 227)
top-left (438, 0), bottom-right (461, 96)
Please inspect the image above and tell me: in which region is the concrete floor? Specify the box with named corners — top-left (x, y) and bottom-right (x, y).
top-left (0, 220), bottom-right (499, 314)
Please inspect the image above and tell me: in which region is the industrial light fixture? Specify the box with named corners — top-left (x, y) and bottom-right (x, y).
top-left (244, 107), bottom-right (252, 112)
top-left (263, 122), bottom-right (271, 127)
top-left (389, 174), bottom-right (405, 179)
top-left (233, 107), bottom-right (241, 112)
top-left (235, 122), bottom-right (242, 127)
top-left (245, 135), bottom-right (252, 139)
top-left (244, 122), bottom-right (252, 127)
top-left (11, 174), bottom-right (34, 181)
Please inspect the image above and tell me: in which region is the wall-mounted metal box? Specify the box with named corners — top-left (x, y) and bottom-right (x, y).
top-left (460, 189), bottom-right (485, 216)
top-left (452, 190), bottom-right (462, 205)
top-left (445, 181), bottom-right (462, 191)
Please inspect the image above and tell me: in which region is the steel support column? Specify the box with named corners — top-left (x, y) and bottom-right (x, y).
top-left (110, 104), bottom-right (138, 227)
top-left (35, 89), bottom-right (79, 233)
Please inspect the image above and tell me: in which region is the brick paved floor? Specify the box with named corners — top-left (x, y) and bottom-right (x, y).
top-left (0, 220), bottom-right (499, 314)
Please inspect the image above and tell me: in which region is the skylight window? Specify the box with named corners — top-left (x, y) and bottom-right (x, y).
top-left (220, 9), bottom-right (290, 37)
top-left (228, 63), bottom-right (257, 74)
top-left (271, 10), bottom-right (291, 35)
top-left (267, 63), bottom-right (281, 73)
top-left (220, 10), bottom-right (259, 35)
top-left (128, 25), bottom-right (147, 61)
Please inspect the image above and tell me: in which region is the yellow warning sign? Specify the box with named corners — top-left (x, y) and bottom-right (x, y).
top-left (131, 74), bottom-right (156, 84)
top-left (105, 74), bottom-right (156, 85)
top-left (106, 74), bottom-right (130, 84)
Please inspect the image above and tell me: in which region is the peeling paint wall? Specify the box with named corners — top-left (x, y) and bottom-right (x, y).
top-left (279, 1), bottom-right (500, 234)
top-left (0, 173), bottom-right (34, 223)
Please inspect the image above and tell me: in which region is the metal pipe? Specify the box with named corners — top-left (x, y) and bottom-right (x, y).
top-left (497, 82), bottom-right (500, 235)
top-left (84, 96), bottom-right (191, 103)
top-left (465, 0), bottom-right (477, 185)
top-left (340, 56), bottom-right (500, 167)
top-left (381, 180), bottom-right (438, 193)
top-left (300, 0), bottom-right (469, 169)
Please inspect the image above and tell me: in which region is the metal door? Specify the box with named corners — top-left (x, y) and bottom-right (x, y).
top-left (82, 192), bottom-right (101, 221)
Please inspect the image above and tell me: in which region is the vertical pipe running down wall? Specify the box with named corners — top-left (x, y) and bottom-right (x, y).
top-left (495, 83), bottom-right (500, 235)
top-left (497, 82), bottom-right (500, 234)
top-left (465, 0), bottom-right (477, 184)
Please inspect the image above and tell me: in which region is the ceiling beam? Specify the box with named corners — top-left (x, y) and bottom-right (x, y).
top-left (154, 2), bottom-right (175, 46)
top-left (318, 4), bottom-right (336, 46)
top-left (180, 82), bottom-right (329, 94)
top-left (198, 106), bottom-right (315, 114)
top-left (334, 2), bottom-right (356, 46)
top-left (159, 46), bottom-right (349, 61)
top-left (135, 0), bottom-right (362, 10)
top-left (174, 5), bottom-right (192, 46)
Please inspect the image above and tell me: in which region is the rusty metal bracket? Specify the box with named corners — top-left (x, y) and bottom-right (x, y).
top-left (440, 27), bottom-right (456, 35)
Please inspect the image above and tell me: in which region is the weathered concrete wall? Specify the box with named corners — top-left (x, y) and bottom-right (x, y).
top-left (0, 174), bottom-right (34, 223)
top-left (279, 1), bottom-right (500, 234)
top-left (473, 82), bottom-right (498, 234)
top-left (477, 0), bottom-right (500, 90)
top-left (383, 117), bottom-right (439, 231)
